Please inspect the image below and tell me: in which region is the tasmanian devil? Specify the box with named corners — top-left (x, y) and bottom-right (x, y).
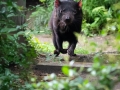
top-left (49, 0), bottom-right (82, 56)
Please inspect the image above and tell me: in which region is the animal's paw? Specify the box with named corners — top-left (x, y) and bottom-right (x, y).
top-left (67, 49), bottom-right (76, 56)
top-left (61, 49), bottom-right (67, 54)
top-left (54, 50), bottom-right (60, 56)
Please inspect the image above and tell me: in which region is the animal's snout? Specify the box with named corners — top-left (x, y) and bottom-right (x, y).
top-left (65, 16), bottom-right (71, 23)
top-left (61, 12), bottom-right (74, 25)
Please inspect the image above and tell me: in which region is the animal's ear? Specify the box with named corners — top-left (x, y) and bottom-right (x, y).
top-left (54, 0), bottom-right (60, 8)
top-left (78, 0), bottom-right (82, 7)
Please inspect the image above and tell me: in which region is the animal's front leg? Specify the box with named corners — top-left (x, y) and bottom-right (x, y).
top-left (53, 34), bottom-right (65, 56)
top-left (56, 36), bottom-right (67, 54)
top-left (53, 35), bottom-right (60, 56)
top-left (67, 41), bottom-right (77, 56)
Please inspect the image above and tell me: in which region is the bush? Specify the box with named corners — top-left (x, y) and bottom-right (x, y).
top-left (0, 0), bottom-right (37, 89)
top-left (0, 0), bottom-right (120, 89)
top-left (25, 54), bottom-right (120, 90)
top-left (0, 0), bottom-right (37, 69)
top-left (28, 0), bottom-right (120, 36)
top-left (27, 0), bottom-right (53, 34)
top-left (82, 0), bottom-right (120, 36)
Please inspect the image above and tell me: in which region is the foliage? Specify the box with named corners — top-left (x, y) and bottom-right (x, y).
top-left (0, 0), bottom-right (37, 89)
top-left (88, 54), bottom-right (119, 90)
top-left (101, 2), bottom-right (120, 35)
top-left (82, 0), bottom-right (120, 36)
top-left (26, 33), bottom-right (54, 54)
top-left (0, 0), bottom-right (120, 90)
top-left (27, 0), bottom-right (53, 34)
top-left (0, 0), bottom-right (36, 69)
top-left (0, 69), bottom-right (23, 90)
top-left (28, 0), bottom-right (120, 36)
top-left (24, 54), bottom-right (120, 90)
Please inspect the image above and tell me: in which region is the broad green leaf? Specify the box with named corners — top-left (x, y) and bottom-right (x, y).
top-left (7, 13), bottom-right (15, 17)
top-left (7, 35), bottom-right (14, 40)
top-left (1, 7), bottom-right (6, 13)
top-left (62, 66), bottom-right (69, 76)
top-left (0, 1), bottom-right (7, 5)
top-left (0, 28), bottom-right (17, 33)
top-left (39, 0), bottom-right (46, 2)
top-left (5, 69), bottom-right (10, 76)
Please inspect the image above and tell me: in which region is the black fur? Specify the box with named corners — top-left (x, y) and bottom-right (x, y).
top-left (49, 0), bottom-right (82, 56)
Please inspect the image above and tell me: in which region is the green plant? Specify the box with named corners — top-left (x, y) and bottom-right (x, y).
top-left (27, 0), bottom-right (53, 34)
top-left (101, 2), bottom-right (120, 36)
top-left (26, 33), bottom-right (54, 54)
top-left (0, 0), bottom-right (37, 89)
top-left (1, 0), bottom-right (120, 89)
top-left (0, 1), bottom-right (37, 69)
top-left (24, 53), bottom-right (120, 90)
top-left (82, 0), bottom-right (120, 36)
top-left (88, 54), bottom-right (119, 90)
top-left (0, 69), bottom-right (22, 90)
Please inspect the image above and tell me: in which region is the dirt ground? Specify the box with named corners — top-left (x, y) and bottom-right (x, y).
top-left (36, 34), bottom-right (118, 53)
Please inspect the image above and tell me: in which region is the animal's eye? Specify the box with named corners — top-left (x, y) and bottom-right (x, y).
top-left (60, 9), bottom-right (65, 13)
top-left (73, 10), bottom-right (77, 14)
top-left (60, 10), bottom-right (62, 13)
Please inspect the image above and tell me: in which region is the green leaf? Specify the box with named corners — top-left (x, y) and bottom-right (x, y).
top-left (12, 2), bottom-right (18, 8)
top-left (39, 0), bottom-right (46, 2)
top-left (7, 13), bottom-right (15, 17)
top-left (90, 42), bottom-right (97, 47)
top-left (9, 28), bottom-right (17, 32)
top-left (17, 31), bottom-right (25, 36)
top-left (1, 7), bottom-right (6, 13)
top-left (7, 35), bottom-right (14, 40)
top-left (5, 69), bottom-right (10, 76)
top-left (101, 29), bottom-right (108, 36)
top-left (62, 66), bottom-right (69, 76)
top-left (0, 28), bottom-right (17, 33)
top-left (0, 1), bottom-right (7, 5)
top-left (116, 33), bottom-right (120, 40)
